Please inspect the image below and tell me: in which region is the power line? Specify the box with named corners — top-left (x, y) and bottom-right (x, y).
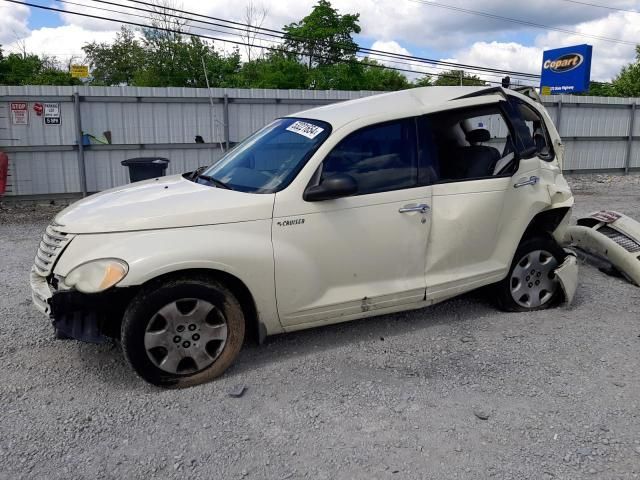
top-left (88, 0), bottom-right (541, 79)
top-left (3, 0), bottom-right (617, 87)
top-left (408, 0), bottom-right (638, 46)
top-left (6, 0), bottom-right (523, 86)
top-left (556, 0), bottom-right (639, 14)
top-left (57, 0), bottom-right (538, 83)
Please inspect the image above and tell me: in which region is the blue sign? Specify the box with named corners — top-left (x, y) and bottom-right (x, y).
top-left (540, 44), bottom-right (592, 95)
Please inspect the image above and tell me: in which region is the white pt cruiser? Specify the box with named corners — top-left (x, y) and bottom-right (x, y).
top-left (31, 86), bottom-right (577, 387)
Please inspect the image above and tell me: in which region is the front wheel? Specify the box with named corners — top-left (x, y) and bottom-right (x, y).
top-left (121, 275), bottom-right (245, 388)
top-left (495, 236), bottom-right (566, 312)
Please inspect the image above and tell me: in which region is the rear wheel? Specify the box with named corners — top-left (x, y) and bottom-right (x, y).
top-left (495, 236), bottom-right (566, 312)
top-left (121, 275), bottom-right (245, 388)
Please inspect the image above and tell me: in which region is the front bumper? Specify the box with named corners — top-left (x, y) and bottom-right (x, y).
top-left (30, 267), bottom-right (53, 315)
top-left (30, 267), bottom-right (136, 343)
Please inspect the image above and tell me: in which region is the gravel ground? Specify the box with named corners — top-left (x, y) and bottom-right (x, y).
top-left (1, 175), bottom-right (640, 480)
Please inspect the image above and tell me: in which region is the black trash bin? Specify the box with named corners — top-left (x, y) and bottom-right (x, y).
top-left (121, 157), bottom-right (170, 182)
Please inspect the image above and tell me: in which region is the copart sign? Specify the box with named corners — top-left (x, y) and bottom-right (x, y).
top-left (540, 44), bottom-right (592, 95)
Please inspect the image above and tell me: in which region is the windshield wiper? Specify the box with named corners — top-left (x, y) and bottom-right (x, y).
top-left (195, 173), bottom-right (232, 190)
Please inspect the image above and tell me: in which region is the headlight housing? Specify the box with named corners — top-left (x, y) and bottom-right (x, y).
top-left (63, 259), bottom-right (129, 293)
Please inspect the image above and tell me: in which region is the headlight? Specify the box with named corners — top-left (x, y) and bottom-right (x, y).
top-left (63, 259), bottom-right (129, 293)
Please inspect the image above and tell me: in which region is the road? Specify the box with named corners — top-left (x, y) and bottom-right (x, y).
top-left (1, 174), bottom-right (639, 479)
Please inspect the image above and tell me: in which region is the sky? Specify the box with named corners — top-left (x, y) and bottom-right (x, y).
top-left (2, 0), bottom-right (640, 84)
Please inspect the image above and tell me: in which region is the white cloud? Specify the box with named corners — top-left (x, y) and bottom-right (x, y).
top-left (335, 0), bottom-right (639, 51)
top-left (535, 11), bottom-right (640, 81)
top-left (6, 25), bottom-right (118, 61)
top-left (0, 2), bottom-right (29, 47)
top-left (369, 40), bottom-right (443, 81)
top-left (8, 1), bottom-right (640, 83)
top-left (447, 11), bottom-right (640, 83)
top-left (443, 42), bottom-right (543, 86)
top-left (50, 0), bottom-right (640, 54)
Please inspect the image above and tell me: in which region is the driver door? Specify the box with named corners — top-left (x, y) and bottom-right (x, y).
top-left (272, 117), bottom-right (432, 328)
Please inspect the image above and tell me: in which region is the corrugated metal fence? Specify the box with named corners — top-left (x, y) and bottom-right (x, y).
top-left (1, 86), bottom-right (638, 198)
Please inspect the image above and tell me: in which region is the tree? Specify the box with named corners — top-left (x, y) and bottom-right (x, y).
top-left (0, 50), bottom-right (41, 85)
top-left (360, 59), bottom-right (411, 91)
top-left (237, 51), bottom-right (308, 89)
top-left (587, 81), bottom-right (617, 97)
top-left (611, 45), bottom-right (640, 97)
top-left (283, 0), bottom-right (360, 69)
top-left (413, 75), bottom-right (433, 87)
top-left (134, 35), bottom-right (241, 87)
top-left (432, 69), bottom-right (487, 86)
top-left (240, 1), bottom-right (269, 62)
top-left (0, 46), bottom-right (79, 86)
top-left (309, 61), bottom-right (363, 90)
top-left (83, 27), bottom-right (145, 85)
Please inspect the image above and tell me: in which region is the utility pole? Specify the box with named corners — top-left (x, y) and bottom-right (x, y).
top-left (202, 56), bottom-right (225, 153)
top-left (459, 70), bottom-right (463, 86)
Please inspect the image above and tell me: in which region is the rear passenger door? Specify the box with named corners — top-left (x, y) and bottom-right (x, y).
top-left (420, 101), bottom-right (523, 302)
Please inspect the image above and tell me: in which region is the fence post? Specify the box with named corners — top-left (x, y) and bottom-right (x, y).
top-left (624, 102), bottom-right (636, 175)
top-left (73, 92), bottom-right (88, 197)
top-left (223, 94), bottom-right (230, 151)
top-left (556, 97), bottom-right (562, 135)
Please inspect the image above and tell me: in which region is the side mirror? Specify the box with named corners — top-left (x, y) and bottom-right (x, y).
top-left (519, 146), bottom-right (538, 160)
top-left (303, 173), bottom-right (358, 202)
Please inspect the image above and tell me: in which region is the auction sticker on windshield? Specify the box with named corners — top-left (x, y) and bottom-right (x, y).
top-left (286, 121), bottom-right (324, 139)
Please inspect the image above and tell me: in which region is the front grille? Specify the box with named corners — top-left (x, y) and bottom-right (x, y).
top-left (598, 226), bottom-right (640, 253)
top-left (33, 224), bottom-right (74, 277)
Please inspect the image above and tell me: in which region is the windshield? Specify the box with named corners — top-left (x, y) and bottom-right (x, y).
top-left (200, 117), bottom-right (332, 193)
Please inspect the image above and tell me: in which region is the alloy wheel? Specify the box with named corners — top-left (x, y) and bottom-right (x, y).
top-left (143, 298), bottom-right (228, 374)
top-left (510, 249), bottom-right (559, 309)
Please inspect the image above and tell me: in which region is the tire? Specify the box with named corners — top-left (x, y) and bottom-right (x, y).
top-left (121, 274), bottom-right (245, 388)
top-left (495, 235), bottom-right (566, 312)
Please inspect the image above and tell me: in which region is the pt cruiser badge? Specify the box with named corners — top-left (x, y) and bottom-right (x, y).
top-left (277, 219), bottom-right (305, 227)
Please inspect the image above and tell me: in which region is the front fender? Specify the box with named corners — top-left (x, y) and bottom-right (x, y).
top-left (54, 221), bottom-right (282, 335)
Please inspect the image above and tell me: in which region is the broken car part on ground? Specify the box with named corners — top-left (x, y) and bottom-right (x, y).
top-left (567, 210), bottom-right (640, 287)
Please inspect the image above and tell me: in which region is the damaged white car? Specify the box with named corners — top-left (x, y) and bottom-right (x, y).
top-left (30, 86), bottom-right (577, 387)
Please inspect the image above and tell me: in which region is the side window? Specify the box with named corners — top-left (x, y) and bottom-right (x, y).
top-left (513, 100), bottom-right (554, 161)
top-left (463, 113), bottom-right (510, 156)
top-left (418, 104), bottom-right (518, 184)
top-left (320, 119), bottom-right (418, 195)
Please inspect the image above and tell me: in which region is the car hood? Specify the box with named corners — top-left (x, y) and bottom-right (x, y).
top-left (55, 175), bottom-right (275, 234)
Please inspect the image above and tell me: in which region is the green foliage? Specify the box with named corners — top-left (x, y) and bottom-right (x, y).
top-left (283, 0), bottom-right (361, 68)
top-left (0, 1), bottom-right (413, 91)
top-left (309, 62), bottom-right (364, 90)
top-left (4, 0), bottom-right (640, 97)
top-left (0, 46), bottom-right (79, 86)
top-left (413, 75), bottom-right (433, 87)
top-left (237, 52), bottom-right (309, 89)
top-left (83, 27), bottom-right (241, 87)
top-left (83, 27), bottom-right (145, 86)
top-left (610, 45), bottom-right (640, 97)
top-left (135, 35), bottom-right (241, 87)
top-left (360, 59), bottom-right (411, 91)
top-left (431, 69), bottom-right (487, 86)
top-left (587, 81), bottom-right (617, 97)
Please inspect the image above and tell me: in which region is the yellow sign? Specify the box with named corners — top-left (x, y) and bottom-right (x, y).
top-left (70, 65), bottom-right (89, 78)
top-left (541, 86), bottom-right (551, 96)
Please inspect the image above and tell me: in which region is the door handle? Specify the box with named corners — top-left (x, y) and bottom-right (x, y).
top-left (514, 176), bottom-right (539, 188)
top-left (399, 203), bottom-right (430, 214)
